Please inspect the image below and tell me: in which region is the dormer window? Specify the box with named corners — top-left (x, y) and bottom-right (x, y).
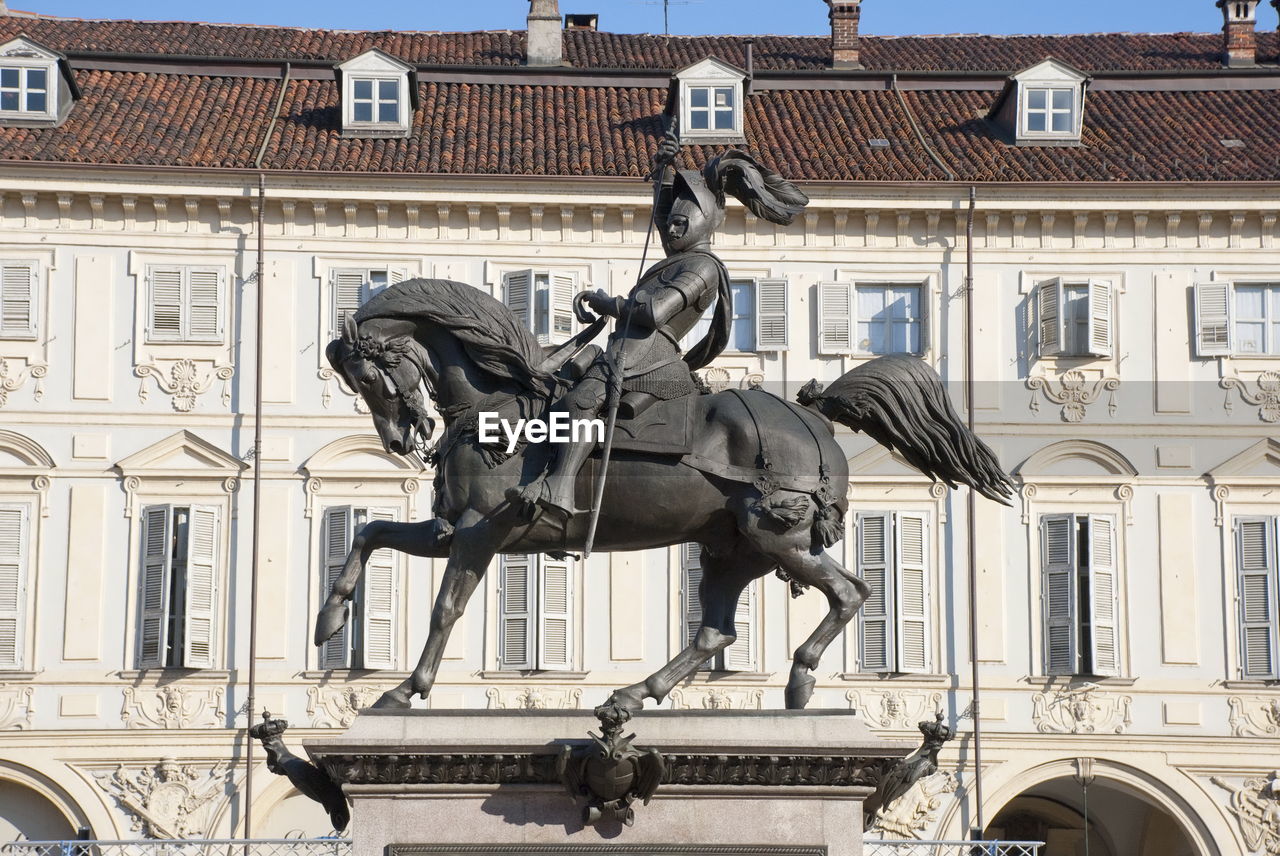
top-left (988, 57), bottom-right (1089, 146)
top-left (674, 57), bottom-right (747, 145)
top-left (0, 36), bottom-right (79, 128)
top-left (335, 49), bottom-right (417, 139)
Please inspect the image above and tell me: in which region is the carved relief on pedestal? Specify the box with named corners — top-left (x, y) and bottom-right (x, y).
top-left (0, 684), bottom-right (34, 729)
top-left (668, 686), bottom-right (764, 710)
top-left (485, 686), bottom-right (582, 710)
top-left (1229, 696), bottom-right (1280, 738)
top-left (1211, 770), bottom-right (1280, 855)
top-left (1031, 684), bottom-right (1131, 734)
top-left (1027, 371), bottom-right (1120, 422)
top-left (696, 366), bottom-right (765, 393)
top-left (307, 684), bottom-right (386, 727)
top-left (121, 685), bottom-right (225, 729)
top-left (1222, 372), bottom-right (1280, 423)
top-left (91, 759), bottom-right (229, 838)
top-left (846, 689), bottom-right (943, 730)
top-left (135, 359), bottom-right (234, 411)
top-left (865, 770), bottom-right (958, 840)
top-left (0, 357), bottom-right (47, 407)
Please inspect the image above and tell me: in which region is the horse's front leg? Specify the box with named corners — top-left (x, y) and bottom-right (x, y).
top-left (373, 511), bottom-right (502, 709)
top-left (314, 517), bottom-right (455, 647)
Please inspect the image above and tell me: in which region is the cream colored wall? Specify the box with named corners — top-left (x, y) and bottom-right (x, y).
top-left (0, 166), bottom-right (1276, 850)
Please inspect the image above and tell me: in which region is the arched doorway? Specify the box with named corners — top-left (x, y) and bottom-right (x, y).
top-left (987, 776), bottom-right (1198, 856)
top-left (0, 780), bottom-right (79, 842)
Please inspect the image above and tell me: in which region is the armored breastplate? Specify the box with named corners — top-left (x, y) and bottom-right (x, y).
top-left (630, 254), bottom-right (718, 347)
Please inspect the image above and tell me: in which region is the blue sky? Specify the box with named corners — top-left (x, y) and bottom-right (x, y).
top-left (13, 0), bottom-right (1275, 36)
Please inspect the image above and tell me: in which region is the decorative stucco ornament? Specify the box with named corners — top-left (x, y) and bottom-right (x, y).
top-left (1229, 696), bottom-right (1280, 738)
top-left (121, 685), bottom-right (224, 729)
top-left (93, 758), bottom-right (228, 838)
top-left (668, 686), bottom-right (763, 710)
top-left (848, 689), bottom-right (945, 731)
top-left (1222, 371), bottom-right (1280, 423)
top-left (486, 686), bottom-right (582, 710)
top-left (1031, 683), bottom-right (1132, 734)
top-left (0, 683), bottom-right (34, 730)
top-left (135, 358), bottom-right (234, 411)
top-left (1211, 770), bottom-right (1280, 854)
top-left (1027, 370), bottom-right (1120, 422)
top-left (307, 685), bottom-right (387, 728)
top-left (866, 769), bottom-right (958, 840)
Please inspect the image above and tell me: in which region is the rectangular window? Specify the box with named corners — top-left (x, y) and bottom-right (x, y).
top-left (855, 512), bottom-right (932, 674)
top-left (352, 78), bottom-right (400, 124)
top-left (681, 543), bottom-right (758, 671)
top-left (331, 267), bottom-right (405, 339)
top-left (503, 269), bottom-right (576, 346)
top-left (138, 505), bottom-right (220, 669)
top-left (498, 554), bottom-right (575, 670)
top-left (0, 261), bottom-right (36, 339)
top-left (688, 86), bottom-right (736, 132)
top-left (681, 279), bottom-right (773, 353)
top-left (1025, 87), bottom-right (1074, 134)
top-left (1040, 514), bottom-right (1119, 677)
top-left (818, 282), bottom-right (926, 356)
top-left (318, 506), bottom-right (398, 670)
top-left (1235, 516), bottom-right (1279, 679)
top-left (1193, 281), bottom-right (1280, 357)
top-left (0, 504), bottom-right (30, 670)
top-left (146, 265), bottom-right (225, 344)
top-left (0, 66), bottom-right (50, 114)
top-left (1037, 278), bottom-right (1112, 358)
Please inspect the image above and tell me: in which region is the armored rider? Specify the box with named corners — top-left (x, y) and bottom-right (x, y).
top-left (512, 128), bottom-right (808, 519)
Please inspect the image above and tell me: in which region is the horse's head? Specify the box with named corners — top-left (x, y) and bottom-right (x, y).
top-left (327, 315), bottom-right (436, 456)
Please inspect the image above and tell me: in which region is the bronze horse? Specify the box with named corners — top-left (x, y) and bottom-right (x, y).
top-left (319, 278), bottom-right (1012, 711)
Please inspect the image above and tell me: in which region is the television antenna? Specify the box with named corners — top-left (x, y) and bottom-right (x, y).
top-left (635, 0), bottom-right (702, 35)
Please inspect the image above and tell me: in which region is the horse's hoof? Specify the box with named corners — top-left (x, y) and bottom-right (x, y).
top-left (314, 603), bottom-right (348, 646)
top-left (784, 673), bottom-right (816, 710)
top-left (370, 688), bottom-right (413, 710)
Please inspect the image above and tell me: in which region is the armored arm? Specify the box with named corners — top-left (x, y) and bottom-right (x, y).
top-left (623, 266), bottom-right (713, 330)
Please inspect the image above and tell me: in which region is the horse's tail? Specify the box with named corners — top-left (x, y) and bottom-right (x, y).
top-left (797, 354), bottom-right (1014, 505)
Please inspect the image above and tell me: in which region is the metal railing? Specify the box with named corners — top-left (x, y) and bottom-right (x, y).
top-left (1, 841), bottom-right (351, 856)
top-left (864, 842), bottom-right (1042, 856)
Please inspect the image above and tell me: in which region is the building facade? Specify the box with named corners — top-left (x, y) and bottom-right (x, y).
top-left (0, 2), bottom-right (1278, 853)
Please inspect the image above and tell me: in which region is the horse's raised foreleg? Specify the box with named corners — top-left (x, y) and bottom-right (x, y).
top-left (605, 548), bottom-right (774, 712)
top-left (314, 517), bottom-right (455, 647)
top-left (776, 549), bottom-right (869, 709)
top-left (372, 511), bottom-right (500, 709)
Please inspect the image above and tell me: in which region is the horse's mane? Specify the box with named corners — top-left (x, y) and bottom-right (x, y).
top-left (355, 278), bottom-right (552, 393)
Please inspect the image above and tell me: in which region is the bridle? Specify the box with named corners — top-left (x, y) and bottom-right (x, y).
top-left (348, 332), bottom-right (438, 458)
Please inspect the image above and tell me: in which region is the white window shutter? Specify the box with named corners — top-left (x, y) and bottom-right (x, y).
top-left (138, 506), bottom-right (173, 668)
top-left (856, 512), bottom-right (894, 672)
top-left (1038, 278), bottom-right (1064, 357)
top-left (550, 272), bottom-right (577, 346)
top-left (755, 278), bottom-right (788, 351)
top-left (682, 543), bottom-right (704, 650)
top-left (503, 270), bottom-right (533, 332)
top-left (1041, 514), bottom-right (1078, 676)
top-left (498, 555), bottom-right (535, 670)
top-left (818, 282), bottom-right (852, 355)
top-left (1194, 282), bottom-right (1234, 357)
top-left (1237, 517), bottom-right (1278, 679)
top-left (894, 512), bottom-right (931, 674)
top-left (0, 505), bottom-right (29, 669)
top-left (389, 268), bottom-right (407, 285)
top-left (319, 506), bottom-right (354, 669)
top-left (359, 508), bottom-right (397, 670)
top-left (723, 579), bottom-right (759, 671)
top-left (1086, 280), bottom-right (1113, 358)
top-left (915, 282), bottom-right (929, 356)
top-left (1086, 514), bottom-right (1119, 676)
top-left (187, 268), bottom-right (223, 341)
top-left (537, 555), bottom-right (574, 670)
top-left (148, 267), bottom-right (183, 341)
top-left (0, 262), bottom-right (35, 337)
top-left (182, 505), bottom-right (219, 669)
top-left (332, 270), bottom-right (368, 340)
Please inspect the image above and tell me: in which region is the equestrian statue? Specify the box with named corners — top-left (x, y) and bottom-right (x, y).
top-left (318, 128), bottom-right (1014, 712)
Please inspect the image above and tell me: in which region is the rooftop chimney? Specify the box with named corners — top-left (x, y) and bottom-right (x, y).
top-left (826, 1), bottom-right (863, 69)
top-left (564, 13), bottom-right (598, 31)
top-left (527, 0), bottom-right (563, 67)
top-left (1218, 0), bottom-right (1259, 67)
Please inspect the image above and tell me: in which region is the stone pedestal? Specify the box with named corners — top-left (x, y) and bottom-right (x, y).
top-left (308, 709), bottom-right (913, 856)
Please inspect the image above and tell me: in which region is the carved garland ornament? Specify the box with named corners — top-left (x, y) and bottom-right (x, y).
top-left (121, 685), bottom-right (225, 729)
top-left (486, 686), bottom-right (583, 710)
top-left (1031, 684), bottom-right (1132, 734)
top-left (1027, 371), bottom-right (1120, 423)
top-left (307, 684), bottom-right (388, 728)
top-left (135, 359), bottom-right (234, 411)
top-left (847, 689), bottom-right (944, 731)
top-left (668, 687), bottom-right (764, 710)
top-left (1222, 372), bottom-right (1280, 423)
